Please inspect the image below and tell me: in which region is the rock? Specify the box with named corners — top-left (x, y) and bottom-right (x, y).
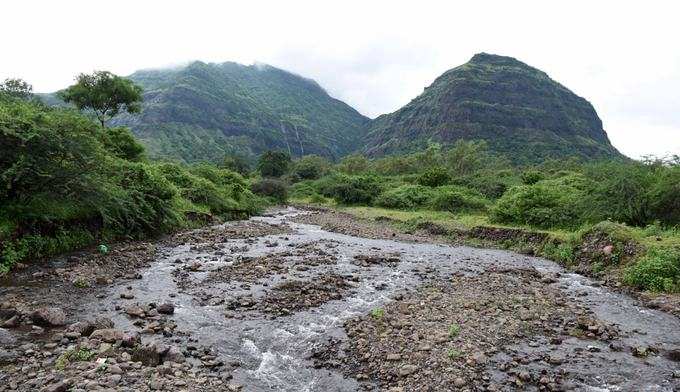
top-left (399, 364), bottom-right (418, 376)
top-left (67, 317), bottom-right (114, 336)
top-left (90, 328), bottom-right (126, 343)
top-left (125, 306), bottom-right (146, 318)
top-left (164, 346), bottom-right (185, 363)
top-left (90, 328), bottom-right (140, 347)
top-left (602, 245), bottom-right (614, 255)
top-left (386, 353), bottom-right (401, 361)
top-left (2, 315), bottom-right (20, 328)
top-left (665, 349), bottom-right (680, 362)
top-left (133, 343), bottom-right (162, 366)
top-left (157, 302), bottom-right (175, 315)
top-left (45, 381), bottom-right (68, 392)
top-left (453, 378), bottom-right (466, 387)
top-left (29, 307), bottom-right (66, 327)
top-left (120, 292), bottom-right (135, 300)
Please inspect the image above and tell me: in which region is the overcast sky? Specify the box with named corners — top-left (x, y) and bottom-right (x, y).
top-left (2, 0), bottom-right (678, 158)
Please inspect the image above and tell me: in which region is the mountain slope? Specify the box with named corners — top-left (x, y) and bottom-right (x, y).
top-left (110, 62), bottom-right (369, 162)
top-left (363, 53), bottom-right (622, 162)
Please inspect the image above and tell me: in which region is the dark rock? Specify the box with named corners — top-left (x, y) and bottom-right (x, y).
top-left (157, 302), bottom-right (175, 315)
top-left (29, 307), bottom-right (66, 327)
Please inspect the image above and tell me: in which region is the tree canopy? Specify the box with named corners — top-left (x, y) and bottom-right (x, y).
top-left (58, 71), bottom-right (143, 127)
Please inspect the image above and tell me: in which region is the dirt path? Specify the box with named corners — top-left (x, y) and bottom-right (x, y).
top-left (1, 207), bottom-right (679, 391)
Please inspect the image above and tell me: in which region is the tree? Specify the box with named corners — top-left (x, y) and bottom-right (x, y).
top-left (257, 150), bottom-right (291, 177)
top-left (222, 154), bottom-right (252, 176)
top-left (292, 155), bottom-right (330, 181)
top-left (0, 78), bottom-right (33, 99)
top-left (58, 71), bottom-right (143, 127)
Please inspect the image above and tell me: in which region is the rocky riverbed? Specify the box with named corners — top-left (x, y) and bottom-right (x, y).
top-left (1, 207), bottom-right (679, 391)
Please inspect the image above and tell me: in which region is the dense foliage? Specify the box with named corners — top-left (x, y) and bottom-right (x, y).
top-left (0, 89), bottom-right (261, 273)
top-left (104, 61), bottom-right (369, 163)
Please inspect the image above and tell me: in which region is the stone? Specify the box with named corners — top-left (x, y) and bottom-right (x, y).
top-left (30, 307), bottom-right (66, 327)
top-left (2, 315), bottom-right (20, 328)
top-left (386, 353), bottom-right (401, 361)
top-left (125, 306), bottom-right (146, 318)
top-left (157, 303), bottom-right (175, 315)
top-left (399, 364), bottom-right (418, 376)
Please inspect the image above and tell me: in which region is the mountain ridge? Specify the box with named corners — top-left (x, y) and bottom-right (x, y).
top-left (362, 53), bottom-right (622, 162)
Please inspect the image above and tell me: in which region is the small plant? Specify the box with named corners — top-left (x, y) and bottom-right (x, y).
top-left (448, 323), bottom-right (461, 338)
top-left (72, 277), bottom-right (90, 288)
top-left (447, 348), bottom-right (462, 359)
top-left (98, 244), bottom-right (109, 254)
top-left (55, 347), bottom-right (94, 370)
top-left (370, 308), bottom-right (385, 319)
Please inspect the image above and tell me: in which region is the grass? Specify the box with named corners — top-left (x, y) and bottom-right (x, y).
top-left (370, 308), bottom-right (385, 319)
top-left (55, 347), bottom-right (94, 370)
top-left (448, 323), bottom-right (461, 338)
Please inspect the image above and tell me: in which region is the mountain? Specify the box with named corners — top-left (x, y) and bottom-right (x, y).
top-left (363, 53), bottom-right (623, 162)
top-left (109, 61), bottom-right (369, 162)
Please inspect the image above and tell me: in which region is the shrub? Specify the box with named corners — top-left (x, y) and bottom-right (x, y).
top-left (291, 155), bottom-right (330, 181)
top-left (102, 127), bottom-right (145, 161)
top-left (257, 150), bottom-right (291, 178)
top-left (520, 170), bottom-right (544, 185)
top-left (648, 166), bottom-right (680, 226)
top-left (250, 178), bottom-right (288, 203)
top-left (289, 181), bottom-right (317, 199)
top-left (429, 185), bottom-right (488, 212)
top-left (319, 174), bottom-right (382, 205)
top-left (491, 176), bottom-right (585, 229)
top-left (624, 247), bottom-right (680, 292)
top-left (375, 185), bottom-right (435, 209)
top-left (417, 167), bottom-right (450, 187)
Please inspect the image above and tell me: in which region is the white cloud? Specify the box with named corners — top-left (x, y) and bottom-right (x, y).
top-left (2, 0), bottom-right (678, 158)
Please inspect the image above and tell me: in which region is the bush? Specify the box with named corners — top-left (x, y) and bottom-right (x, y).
top-left (429, 185), bottom-right (488, 212)
top-left (375, 185), bottom-right (435, 209)
top-left (648, 166), bottom-right (680, 226)
top-left (319, 174), bottom-right (382, 204)
top-left (624, 247), bottom-right (680, 292)
top-left (291, 155), bottom-right (330, 181)
top-left (491, 177), bottom-right (585, 228)
top-left (520, 170), bottom-right (544, 185)
top-left (250, 178), bottom-right (288, 203)
top-left (257, 150), bottom-right (291, 178)
top-left (102, 127), bottom-right (145, 161)
top-left (417, 167), bottom-right (450, 187)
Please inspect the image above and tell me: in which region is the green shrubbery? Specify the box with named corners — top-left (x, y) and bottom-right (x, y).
top-left (429, 186), bottom-right (488, 213)
top-left (375, 185), bottom-right (435, 209)
top-left (317, 174), bottom-right (382, 204)
top-left (624, 247), bottom-right (680, 292)
top-left (491, 175), bottom-right (586, 229)
top-left (250, 178), bottom-right (288, 203)
top-left (0, 92), bottom-right (262, 272)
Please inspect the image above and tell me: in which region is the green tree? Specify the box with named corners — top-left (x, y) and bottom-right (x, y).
top-left (0, 78), bottom-right (33, 100)
top-left (222, 154), bottom-right (252, 176)
top-left (292, 154), bottom-right (330, 181)
top-left (257, 150), bottom-right (291, 177)
top-left (58, 71), bottom-right (143, 127)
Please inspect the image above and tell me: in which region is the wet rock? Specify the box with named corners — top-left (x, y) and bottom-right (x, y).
top-left (2, 315), bottom-right (20, 328)
top-left (67, 316), bottom-right (114, 336)
top-left (157, 302), bottom-right (175, 315)
top-left (29, 307), bottom-right (66, 326)
top-left (125, 305), bottom-right (146, 318)
top-left (399, 364), bottom-right (418, 376)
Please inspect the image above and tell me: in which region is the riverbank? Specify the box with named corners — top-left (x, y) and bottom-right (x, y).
top-left (1, 207), bottom-right (680, 391)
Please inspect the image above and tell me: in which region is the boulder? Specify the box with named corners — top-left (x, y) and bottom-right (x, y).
top-left (67, 316), bottom-right (114, 336)
top-left (29, 307), bottom-right (66, 327)
top-left (157, 303), bottom-right (175, 315)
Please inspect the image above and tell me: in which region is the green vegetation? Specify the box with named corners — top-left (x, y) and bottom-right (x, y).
top-left (55, 347), bottom-right (94, 370)
top-left (59, 71), bottom-right (143, 127)
top-left (370, 308), bottom-right (385, 319)
top-left (363, 53), bottom-right (622, 163)
top-left (257, 150), bottom-right (291, 178)
top-left (448, 323), bottom-right (461, 338)
top-left (0, 75), bottom-right (263, 273)
top-left (287, 141), bottom-right (680, 294)
top-left (101, 61), bottom-right (369, 163)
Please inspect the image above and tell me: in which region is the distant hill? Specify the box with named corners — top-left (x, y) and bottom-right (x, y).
top-left (106, 61), bottom-right (369, 162)
top-left (363, 53), bottom-right (623, 163)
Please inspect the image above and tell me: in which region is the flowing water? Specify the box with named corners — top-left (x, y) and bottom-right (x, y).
top-left (27, 208), bottom-right (680, 390)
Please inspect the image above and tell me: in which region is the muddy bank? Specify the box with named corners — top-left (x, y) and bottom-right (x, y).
top-left (1, 207), bottom-right (680, 391)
